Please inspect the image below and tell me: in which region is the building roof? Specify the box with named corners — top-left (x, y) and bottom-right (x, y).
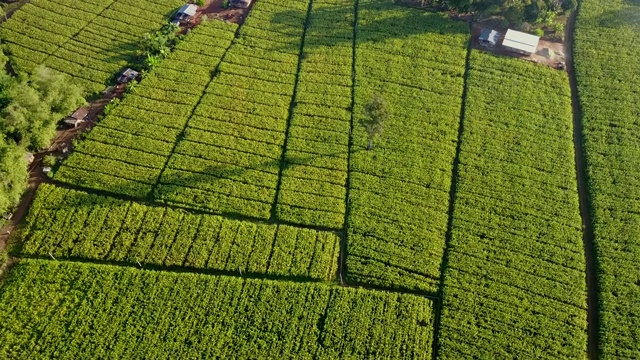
top-left (502, 29), bottom-right (540, 54)
top-left (177, 4), bottom-right (198, 16)
top-left (479, 28), bottom-right (499, 44)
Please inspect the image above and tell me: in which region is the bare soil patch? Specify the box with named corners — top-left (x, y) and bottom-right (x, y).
top-left (183, 0), bottom-right (252, 31)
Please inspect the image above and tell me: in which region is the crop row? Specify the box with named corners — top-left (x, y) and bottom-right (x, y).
top-left (437, 51), bottom-right (587, 359)
top-left (53, 21), bottom-right (239, 199)
top-left (273, 0), bottom-right (355, 230)
top-left (0, 260), bottom-right (434, 359)
top-left (0, 0), bottom-right (185, 94)
top-left (20, 184), bottom-right (340, 280)
top-left (156, 0), bottom-right (310, 219)
top-left (346, 0), bottom-right (469, 293)
top-left (574, 0), bottom-right (640, 357)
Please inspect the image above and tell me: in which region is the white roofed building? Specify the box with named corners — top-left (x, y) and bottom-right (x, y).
top-left (502, 29), bottom-right (540, 55)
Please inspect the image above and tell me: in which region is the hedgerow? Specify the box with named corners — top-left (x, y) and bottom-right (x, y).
top-left (20, 184), bottom-right (340, 280)
top-left (574, 0), bottom-right (640, 357)
top-left (346, 0), bottom-right (469, 293)
top-left (437, 51), bottom-right (587, 358)
top-left (0, 260), bottom-right (434, 358)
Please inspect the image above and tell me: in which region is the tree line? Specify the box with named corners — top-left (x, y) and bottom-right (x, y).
top-left (0, 51), bottom-right (85, 217)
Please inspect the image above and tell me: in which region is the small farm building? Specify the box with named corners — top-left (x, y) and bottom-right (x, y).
top-left (174, 4), bottom-right (197, 22)
top-left (479, 28), bottom-right (499, 48)
top-left (117, 68), bottom-right (139, 84)
top-left (502, 29), bottom-right (540, 55)
top-left (63, 107), bottom-right (89, 128)
top-left (230, 0), bottom-right (253, 8)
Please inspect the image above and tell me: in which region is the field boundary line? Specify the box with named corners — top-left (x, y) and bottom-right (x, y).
top-left (339, 0), bottom-right (359, 286)
top-left (565, 4), bottom-right (599, 359)
top-left (431, 25), bottom-right (473, 360)
top-left (269, 0), bottom-right (316, 222)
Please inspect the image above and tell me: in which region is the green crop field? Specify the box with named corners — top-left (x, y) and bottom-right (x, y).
top-left (0, 0), bottom-right (185, 94)
top-left (0, 260), bottom-right (435, 359)
top-left (437, 51), bottom-right (587, 358)
top-left (0, 0), bottom-right (639, 357)
top-left (574, 0), bottom-right (640, 357)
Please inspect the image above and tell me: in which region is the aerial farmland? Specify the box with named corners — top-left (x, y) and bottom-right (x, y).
top-left (0, 0), bottom-right (637, 358)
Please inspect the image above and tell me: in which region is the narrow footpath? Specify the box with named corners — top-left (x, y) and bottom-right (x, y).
top-left (565, 6), bottom-right (599, 360)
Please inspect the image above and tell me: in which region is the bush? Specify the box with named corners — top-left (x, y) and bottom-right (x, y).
top-left (42, 154), bottom-right (57, 168)
top-left (195, 0), bottom-right (206, 5)
top-left (534, 28), bottom-right (545, 37)
top-left (562, 0), bottom-right (577, 11)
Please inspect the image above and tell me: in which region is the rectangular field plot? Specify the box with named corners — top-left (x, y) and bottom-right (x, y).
top-left (0, 0), bottom-right (185, 94)
top-left (0, 260), bottom-right (434, 359)
top-left (274, 0), bottom-right (355, 230)
top-left (53, 21), bottom-right (238, 199)
top-left (155, 0), bottom-right (310, 219)
top-left (437, 51), bottom-right (587, 358)
top-left (18, 184), bottom-right (339, 281)
top-left (346, 0), bottom-right (469, 293)
top-left (574, 0), bottom-right (640, 356)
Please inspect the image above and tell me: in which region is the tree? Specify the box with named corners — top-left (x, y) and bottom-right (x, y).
top-left (0, 137), bottom-right (28, 216)
top-left (362, 94), bottom-right (388, 151)
top-left (1, 66), bottom-right (85, 150)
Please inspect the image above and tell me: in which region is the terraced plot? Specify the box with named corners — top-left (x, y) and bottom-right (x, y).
top-left (437, 51), bottom-right (587, 359)
top-left (0, 0), bottom-right (185, 94)
top-left (574, 0), bottom-right (640, 356)
top-left (155, 0), bottom-right (311, 219)
top-left (53, 21), bottom-right (238, 198)
top-left (346, 0), bottom-right (469, 293)
top-left (0, 260), bottom-right (435, 359)
top-left (18, 184), bottom-right (340, 280)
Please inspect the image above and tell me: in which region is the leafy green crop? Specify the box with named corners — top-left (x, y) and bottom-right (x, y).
top-left (19, 184), bottom-right (340, 281)
top-left (0, 0), bottom-right (187, 94)
top-left (574, 0), bottom-right (640, 357)
top-left (53, 21), bottom-right (239, 198)
top-left (0, 260), bottom-right (434, 359)
top-left (437, 51), bottom-right (587, 358)
top-left (346, 0), bottom-right (469, 293)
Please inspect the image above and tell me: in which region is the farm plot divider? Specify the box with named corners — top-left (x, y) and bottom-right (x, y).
top-left (17, 184), bottom-right (340, 281)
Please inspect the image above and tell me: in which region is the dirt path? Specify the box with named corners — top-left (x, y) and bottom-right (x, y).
top-left (0, 86), bottom-right (124, 253)
top-left (565, 6), bottom-right (599, 360)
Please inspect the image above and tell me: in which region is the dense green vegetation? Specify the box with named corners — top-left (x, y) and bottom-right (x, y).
top-left (0, 0), bottom-right (185, 94)
top-left (275, 0), bottom-right (354, 230)
top-left (155, 0), bottom-right (310, 218)
top-left (0, 260), bottom-right (435, 359)
top-left (346, 0), bottom-right (468, 293)
top-left (53, 21), bottom-right (238, 197)
top-left (18, 184), bottom-right (340, 280)
top-left (438, 51), bottom-right (587, 358)
top-left (574, 0), bottom-right (640, 357)
top-left (0, 56), bottom-right (85, 216)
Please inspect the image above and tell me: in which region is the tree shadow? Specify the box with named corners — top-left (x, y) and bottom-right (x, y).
top-left (270, 0), bottom-right (468, 53)
top-left (592, 1), bottom-right (640, 31)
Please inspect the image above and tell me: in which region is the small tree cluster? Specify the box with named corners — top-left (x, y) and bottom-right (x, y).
top-left (362, 94), bottom-right (389, 151)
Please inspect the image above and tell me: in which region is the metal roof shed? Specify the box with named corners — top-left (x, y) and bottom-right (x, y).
top-left (479, 28), bottom-right (499, 48)
top-left (502, 29), bottom-right (540, 55)
top-left (176, 4), bottom-right (197, 18)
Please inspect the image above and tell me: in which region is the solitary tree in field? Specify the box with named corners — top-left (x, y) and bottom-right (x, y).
top-left (362, 94), bottom-right (388, 150)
